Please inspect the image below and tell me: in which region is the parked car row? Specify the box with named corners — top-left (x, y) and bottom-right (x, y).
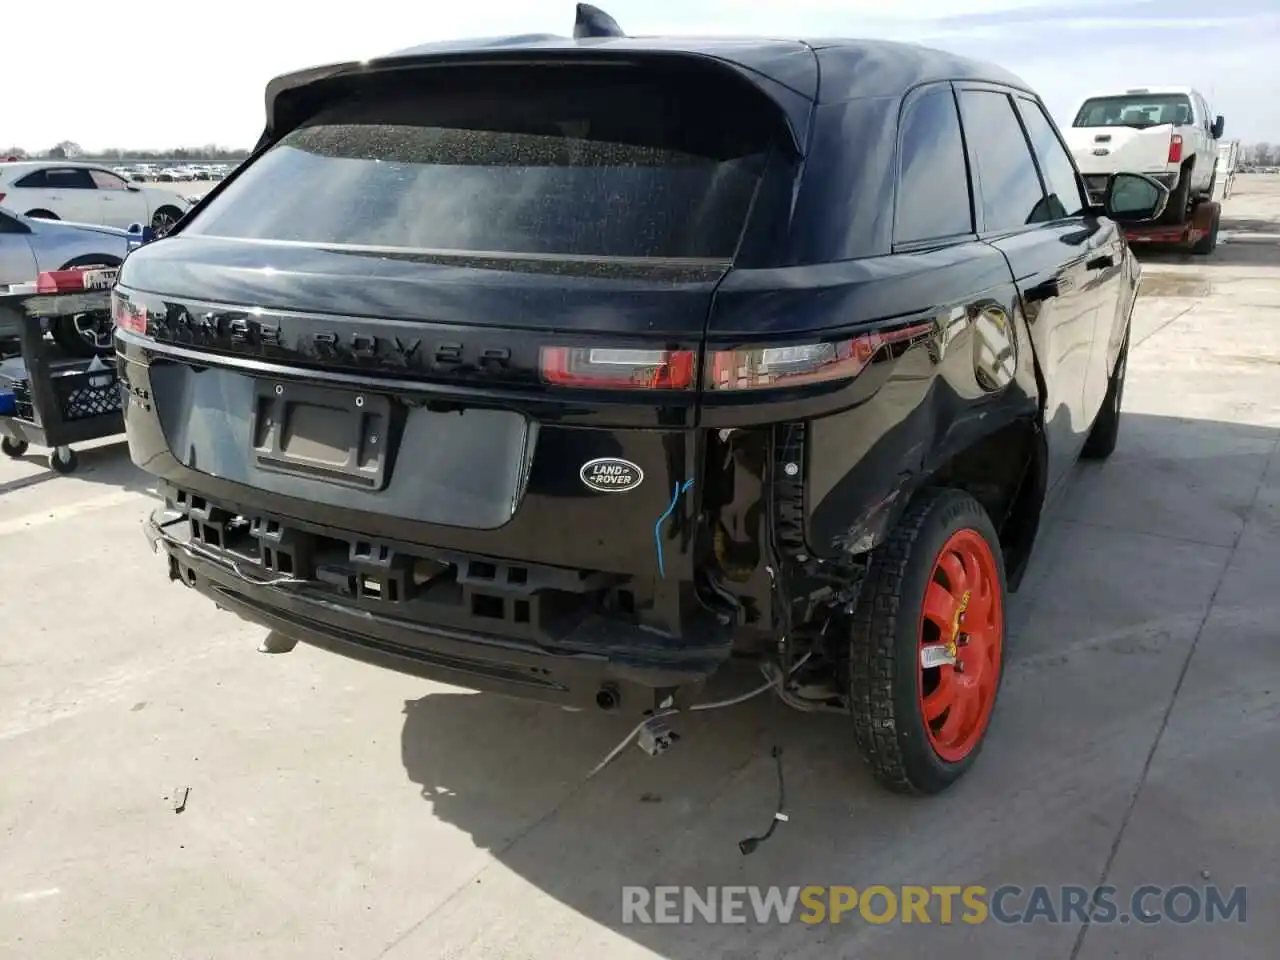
top-left (116, 162), bottom-right (235, 183)
top-left (0, 161), bottom-right (195, 235)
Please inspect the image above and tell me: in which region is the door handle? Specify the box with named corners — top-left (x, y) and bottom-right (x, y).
top-left (1086, 254), bottom-right (1114, 271)
top-left (1024, 278), bottom-right (1060, 303)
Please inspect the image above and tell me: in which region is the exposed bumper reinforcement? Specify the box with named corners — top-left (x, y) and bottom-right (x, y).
top-left (144, 509), bottom-right (730, 712)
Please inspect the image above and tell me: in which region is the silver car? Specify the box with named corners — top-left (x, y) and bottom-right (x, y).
top-left (0, 206), bottom-right (137, 356)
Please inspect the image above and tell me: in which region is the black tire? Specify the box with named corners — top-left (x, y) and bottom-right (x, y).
top-left (845, 488), bottom-right (1007, 795)
top-left (25, 209), bottom-right (59, 221)
top-left (1163, 162), bottom-right (1193, 224)
top-left (1191, 206), bottom-right (1220, 255)
top-left (1, 436), bottom-right (28, 458)
top-left (1082, 332), bottom-right (1129, 460)
top-left (49, 446), bottom-right (77, 474)
top-left (151, 206), bottom-right (184, 237)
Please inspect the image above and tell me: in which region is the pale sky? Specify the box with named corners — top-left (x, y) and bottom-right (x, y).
top-left (5, 0), bottom-right (1276, 150)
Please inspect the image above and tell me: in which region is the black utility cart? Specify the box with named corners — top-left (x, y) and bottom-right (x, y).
top-left (0, 271), bottom-right (124, 474)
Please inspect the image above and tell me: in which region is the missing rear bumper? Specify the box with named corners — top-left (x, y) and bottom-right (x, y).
top-left (144, 501), bottom-right (733, 711)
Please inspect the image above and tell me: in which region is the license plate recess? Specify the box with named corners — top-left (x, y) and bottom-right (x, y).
top-left (252, 381), bottom-right (391, 490)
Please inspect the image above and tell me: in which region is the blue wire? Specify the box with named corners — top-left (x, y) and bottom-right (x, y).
top-left (654, 479), bottom-right (695, 578)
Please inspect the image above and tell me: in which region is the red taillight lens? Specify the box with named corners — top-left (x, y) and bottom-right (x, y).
top-left (538, 322), bottom-right (933, 392)
top-left (0, 193), bottom-right (6, 204)
top-left (111, 292), bottom-right (147, 334)
top-left (539, 347), bottom-right (697, 389)
top-left (1168, 135), bottom-right (1183, 164)
top-left (706, 323), bottom-right (934, 392)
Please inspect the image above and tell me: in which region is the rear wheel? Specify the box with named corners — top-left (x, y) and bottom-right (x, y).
top-left (1163, 163), bottom-right (1193, 224)
top-left (845, 488), bottom-right (1006, 795)
top-left (1191, 205), bottom-right (1220, 255)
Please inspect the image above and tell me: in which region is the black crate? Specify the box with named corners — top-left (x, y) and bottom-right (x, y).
top-left (11, 378), bottom-right (33, 421)
top-left (9, 365), bottom-right (121, 424)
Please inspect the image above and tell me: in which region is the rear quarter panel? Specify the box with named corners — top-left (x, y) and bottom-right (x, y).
top-left (705, 242), bottom-right (1041, 560)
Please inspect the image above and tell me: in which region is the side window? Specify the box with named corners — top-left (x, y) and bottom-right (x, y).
top-left (45, 168), bottom-right (95, 189)
top-left (1014, 98), bottom-right (1086, 219)
top-left (90, 170), bottom-right (129, 190)
top-left (895, 86), bottom-right (973, 244)
top-left (14, 170), bottom-right (47, 188)
top-left (958, 90), bottom-right (1048, 233)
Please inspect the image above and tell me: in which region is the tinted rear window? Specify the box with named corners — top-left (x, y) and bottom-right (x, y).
top-left (185, 66), bottom-right (782, 260)
top-left (1073, 94), bottom-right (1193, 129)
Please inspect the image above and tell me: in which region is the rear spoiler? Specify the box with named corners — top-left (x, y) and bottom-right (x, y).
top-left (253, 6), bottom-right (815, 157)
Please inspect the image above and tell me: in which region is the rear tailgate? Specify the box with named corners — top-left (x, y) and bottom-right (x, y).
top-left (117, 56), bottom-right (799, 576)
top-left (1067, 125), bottom-right (1175, 197)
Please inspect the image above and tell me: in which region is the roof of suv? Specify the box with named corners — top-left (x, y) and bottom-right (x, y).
top-left (264, 35), bottom-right (1033, 136)
top-left (383, 35), bottom-right (1032, 104)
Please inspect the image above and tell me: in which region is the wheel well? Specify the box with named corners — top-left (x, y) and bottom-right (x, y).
top-left (58, 253), bottom-right (123, 271)
top-left (25, 209), bottom-right (58, 220)
top-left (921, 417), bottom-right (1045, 592)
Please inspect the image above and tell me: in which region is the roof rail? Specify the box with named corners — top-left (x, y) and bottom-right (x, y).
top-left (573, 3), bottom-right (625, 39)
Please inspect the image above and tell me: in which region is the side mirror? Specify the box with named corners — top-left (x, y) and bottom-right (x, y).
top-left (1211, 116), bottom-right (1225, 139)
top-left (1104, 172), bottom-right (1169, 224)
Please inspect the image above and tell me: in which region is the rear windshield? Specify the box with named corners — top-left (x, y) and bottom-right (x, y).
top-left (184, 65), bottom-right (782, 260)
top-left (1072, 94), bottom-right (1193, 129)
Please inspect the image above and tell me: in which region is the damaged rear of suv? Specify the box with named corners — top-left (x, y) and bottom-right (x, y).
top-left (116, 8), bottom-right (1149, 794)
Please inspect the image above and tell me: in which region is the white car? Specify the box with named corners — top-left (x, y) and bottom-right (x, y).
top-left (1064, 87), bottom-right (1224, 223)
top-left (0, 161), bottom-right (192, 236)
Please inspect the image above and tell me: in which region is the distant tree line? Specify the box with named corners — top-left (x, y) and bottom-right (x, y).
top-left (1, 141), bottom-right (249, 162)
top-left (1241, 143), bottom-right (1278, 166)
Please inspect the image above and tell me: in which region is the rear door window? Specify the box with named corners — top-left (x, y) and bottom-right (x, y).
top-left (185, 66), bottom-right (782, 260)
top-left (39, 168), bottom-right (96, 189)
top-left (894, 86), bottom-right (973, 244)
top-left (1014, 98), bottom-right (1086, 219)
top-left (958, 90), bottom-right (1049, 233)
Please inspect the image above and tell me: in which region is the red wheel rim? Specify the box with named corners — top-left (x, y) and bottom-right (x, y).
top-left (917, 528), bottom-right (1003, 763)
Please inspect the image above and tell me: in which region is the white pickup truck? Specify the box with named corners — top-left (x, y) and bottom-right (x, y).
top-left (1064, 87), bottom-right (1224, 223)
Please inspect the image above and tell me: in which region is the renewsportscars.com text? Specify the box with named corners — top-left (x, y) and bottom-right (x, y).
top-left (621, 884), bottom-right (1247, 926)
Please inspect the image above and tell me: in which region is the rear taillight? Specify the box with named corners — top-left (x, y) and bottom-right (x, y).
top-left (111, 292), bottom-right (147, 334)
top-left (0, 193), bottom-right (6, 204)
top-left (539, 347), bottom-right (697, 389)
top-left (705, 323), bottom-right (934, 392)
top-left (1168, 135), bottom-right (1183, 164)
top-left (538, 322), bottom-right (933, 392)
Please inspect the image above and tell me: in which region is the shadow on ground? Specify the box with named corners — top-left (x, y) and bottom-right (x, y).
top-left (387, 411), bottom-right (1279, 959)
top-left (0, 438), bottom-right (145, 497)
top-left (1132, 231), bottom-right (1279, 269)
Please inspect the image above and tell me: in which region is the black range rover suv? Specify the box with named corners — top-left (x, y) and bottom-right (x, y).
top-left (115, 7), bottom-right (1166, 794)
